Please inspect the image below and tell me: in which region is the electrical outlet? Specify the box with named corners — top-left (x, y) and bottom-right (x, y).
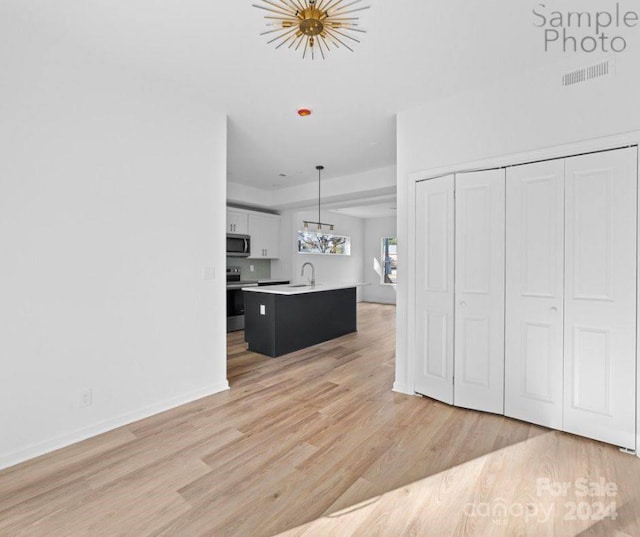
top-left (260, 304), bottom-right (266, 315)
top-left (80, 388), bottom-right (92, 408)
top-left (250, 265), bottom-right (255, 272)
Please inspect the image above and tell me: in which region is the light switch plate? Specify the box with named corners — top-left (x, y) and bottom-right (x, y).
top-left (203, 267), bottom-right (216, 280)
top-left (260, 305), bottom-right (266, 315)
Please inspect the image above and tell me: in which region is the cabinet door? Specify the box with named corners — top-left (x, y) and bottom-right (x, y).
top-left (227, 210), bottom-right (248, 234)
top-left (505, 160), bottom-right (565, 430)
top-left (248, 213), bottom-right (280, 259)
top-left (454, 169), bottom-right (505, 414)
top-left (263, 215), bottom-right (280, 259)
top-left (414, 176), bottom-right (455, 404)
top-left (563, 148), bottom-right (637, 449)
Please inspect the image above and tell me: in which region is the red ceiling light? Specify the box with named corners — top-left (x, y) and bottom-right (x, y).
top-left (297, 108), bottom-right (312, 117)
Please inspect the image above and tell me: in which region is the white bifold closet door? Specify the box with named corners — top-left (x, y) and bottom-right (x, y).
top-left (563, 148), bottom-right (637, 450)
top-left (505, 160), bottom-right (565, 430)
top-left (415, 175), bottom-right (455, 404)
top-left (454, 169), bottom-right (505, 414)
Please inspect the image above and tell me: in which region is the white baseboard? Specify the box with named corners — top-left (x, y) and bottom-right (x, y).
top-left (392, 382), bottom-right (414, 395)
top-left (0, 380), bottom-right (230, 471)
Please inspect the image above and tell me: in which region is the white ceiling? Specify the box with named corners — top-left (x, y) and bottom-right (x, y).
top-left (11, 0), bottom-right (546, 190)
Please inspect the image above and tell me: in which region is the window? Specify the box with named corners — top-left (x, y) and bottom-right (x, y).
top-left (298, 231), bottom-right (351, 255)
top-left (381, 237), bottom-right (397, 285)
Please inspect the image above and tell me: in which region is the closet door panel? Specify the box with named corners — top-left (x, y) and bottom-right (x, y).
top-left (505, 160), bottom-right (565, 429)
top-left (454, 169), bottom-right (505, 414)
top-left (415, 176), bottom-right (455, 404)
top-left (564, 148), bottom-right (637, 450)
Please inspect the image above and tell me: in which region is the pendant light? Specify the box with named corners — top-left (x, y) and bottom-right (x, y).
top-left (303, 165), bottom-right (334, 232)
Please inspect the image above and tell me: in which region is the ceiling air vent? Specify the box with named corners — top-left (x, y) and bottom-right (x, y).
top-left (562, 59), bottom-right (613, 87)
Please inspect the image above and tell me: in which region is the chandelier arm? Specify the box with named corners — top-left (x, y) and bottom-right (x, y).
top-left (319, 0), bottom-right (345, 15)
top-left (276, 0), bottom-right (303, 14)
top-left (260, 0), bottom-right (296, 14)
top-left (318, 33), bottom-right (331, 50)
top-left (253, 3), bottom-right (296, 17)
top-left (328, 0), bottom-right (362, 14)
top-left (302, 37), bottom-right (310, 59)
top-left (261, 27), bottom-right (293, 36)
top-left (294, 34), bottom-right (306, 50)
top-left (327, 27), bottom-right (360, 43)
top-left (323, 28), bottom-right (354, 50)
top-left (330, 6), bottom-right (371, 16)
top-left (264, 16), bottom-right (301, 22)
top-left (327, 0), bottom-right (350, 10)
top-left (325, 34), bottom-right (341, 48)
top-left (290, 0), bottom-right (307, 13)
top-left (290, 33), bottom-right (305, 49)
top-left (315, 35), bottom-right (327, 59)
top-left (267, 26), bottom-right (299, 45)
top-left (315, 0), bottom-right (336, 12)
top-left (275, 33), bottom-right (299, 49)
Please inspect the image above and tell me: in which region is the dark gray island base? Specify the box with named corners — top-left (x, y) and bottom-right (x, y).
top-left (243, 287), bottom-right (357, 357)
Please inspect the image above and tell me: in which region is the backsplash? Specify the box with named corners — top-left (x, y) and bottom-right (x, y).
top-left (226, 258), bottom-right (271, 280)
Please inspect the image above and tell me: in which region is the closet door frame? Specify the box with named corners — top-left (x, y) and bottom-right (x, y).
top-left (405, 132), bottom-right (640, 456)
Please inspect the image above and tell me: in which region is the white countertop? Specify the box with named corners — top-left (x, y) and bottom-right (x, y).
top-left (242, 282), bottom-right (367, 295)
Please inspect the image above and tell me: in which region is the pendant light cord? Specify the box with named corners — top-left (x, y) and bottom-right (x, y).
top-left (318, 166), bottom-right (321, 224)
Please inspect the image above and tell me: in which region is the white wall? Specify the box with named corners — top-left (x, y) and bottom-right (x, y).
top-left (362, 217), bottom-right (397, 304)
top-left (272, 209), bottom-right (365, 300)
top-left (0, 13), bottom-right (228, 469)
top-left (395, 50), bottom-right (640, 394)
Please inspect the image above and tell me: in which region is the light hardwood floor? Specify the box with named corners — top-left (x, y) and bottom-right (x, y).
top-left (1, 303), bottom-right (640, 536)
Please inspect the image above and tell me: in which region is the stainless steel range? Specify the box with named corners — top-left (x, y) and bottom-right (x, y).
top-left (226, 267), bottom-right (257, 332)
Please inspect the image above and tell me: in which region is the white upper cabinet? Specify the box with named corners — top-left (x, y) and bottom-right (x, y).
top-left (563, 148), bottom-right (637, 450)
top-left (248, 212), bottom-right (280, 259)
top-left (414, 175), bottom-right (455, 405)
top-left (454, 169), bottom-right (505, 415)
top-left (226, 208), bottom-right (281, 259)
top-left (505, 159), bottom-right (565, 431)
top-left (227, 209), bottom-right (248, 235)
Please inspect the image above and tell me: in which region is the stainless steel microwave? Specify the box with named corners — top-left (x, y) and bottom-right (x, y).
top-left (227, 234), bottom-right (251, 257)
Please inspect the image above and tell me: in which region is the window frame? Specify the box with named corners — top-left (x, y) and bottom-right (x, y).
top-left (380, 236), bottom-right (398, 286)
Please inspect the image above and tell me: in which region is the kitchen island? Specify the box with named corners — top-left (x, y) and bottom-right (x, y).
top-left (242, 283), bottom-right (364, 357)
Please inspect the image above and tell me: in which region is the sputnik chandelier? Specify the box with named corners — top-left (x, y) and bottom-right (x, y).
top-left (253, 0), bottom-right (370, 60)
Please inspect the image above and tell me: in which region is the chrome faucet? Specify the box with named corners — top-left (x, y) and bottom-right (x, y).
top-left (301, 262), bottom-right (315, 287)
